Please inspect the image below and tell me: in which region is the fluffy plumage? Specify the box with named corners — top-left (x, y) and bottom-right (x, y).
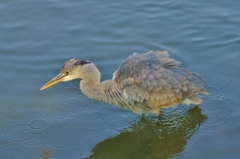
top-left (40, 50), bottom-right (208, 114)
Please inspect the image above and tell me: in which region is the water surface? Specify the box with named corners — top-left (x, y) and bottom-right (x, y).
top-left (0, 0), bottom-right (240, 159)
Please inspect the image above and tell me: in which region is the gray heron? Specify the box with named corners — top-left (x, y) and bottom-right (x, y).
top-left (40, 51), bottom-right (208, 114)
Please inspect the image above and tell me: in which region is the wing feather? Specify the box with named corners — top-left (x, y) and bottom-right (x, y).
top-left (113, 50), bottom-right (207, 110)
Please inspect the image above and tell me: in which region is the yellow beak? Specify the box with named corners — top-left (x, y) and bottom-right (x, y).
top-left (40, 73), bottom-right (67, 90)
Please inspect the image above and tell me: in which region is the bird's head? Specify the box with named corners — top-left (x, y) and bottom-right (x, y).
top-left (40, 58), bottom-right (93, 90)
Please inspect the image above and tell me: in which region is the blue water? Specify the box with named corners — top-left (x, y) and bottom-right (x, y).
top-left (0, 0), bottom-right (240, 159)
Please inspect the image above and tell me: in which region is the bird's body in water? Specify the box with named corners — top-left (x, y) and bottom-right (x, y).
top-left (40, 51), bottom-right (208, 114)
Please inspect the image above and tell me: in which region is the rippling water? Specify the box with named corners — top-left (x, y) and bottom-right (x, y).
top-left (1, 0), bottom-right (240, 159)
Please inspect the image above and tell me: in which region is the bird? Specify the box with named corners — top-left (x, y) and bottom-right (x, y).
top-left (40, 50), bottom-right (208, 114)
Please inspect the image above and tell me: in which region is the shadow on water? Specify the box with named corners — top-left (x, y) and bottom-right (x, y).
top-left (85, 106), bottom-right (207, 159)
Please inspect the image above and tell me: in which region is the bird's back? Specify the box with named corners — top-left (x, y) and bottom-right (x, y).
top-left (113, 50), bottom-right (207, 114)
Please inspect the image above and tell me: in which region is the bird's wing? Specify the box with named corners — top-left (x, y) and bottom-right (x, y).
top-left (113, 50), bottom-right (206, 108)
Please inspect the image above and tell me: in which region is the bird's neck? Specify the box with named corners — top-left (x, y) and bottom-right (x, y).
top-left (80, 79), bottom-right (125, 106)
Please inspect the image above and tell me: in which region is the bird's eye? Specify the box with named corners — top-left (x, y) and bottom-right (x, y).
top-left (66, 72), bottom-right (69, 74)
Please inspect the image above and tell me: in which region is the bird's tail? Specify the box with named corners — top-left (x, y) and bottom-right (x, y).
top-left (190, 72), bottom-right (209, 94)
top-left (181, 72), bottom-right (209, 106)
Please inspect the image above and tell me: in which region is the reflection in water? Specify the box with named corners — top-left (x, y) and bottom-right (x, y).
top-left (86, 106), bottom-right (207, 159)
top-left (42, 150), bottom-right (51, 159)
